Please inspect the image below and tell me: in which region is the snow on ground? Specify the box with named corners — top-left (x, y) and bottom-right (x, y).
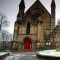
top-left (4, 54), bottom-right (26, 60)
top-left (3, 52), bottom-right (37, 60)
top-left (4, 52), bottom-right (37, 60)
top-left (37, 50), bottom-right (60, 57)
top-left (0, 52), bottom-right (9, 56)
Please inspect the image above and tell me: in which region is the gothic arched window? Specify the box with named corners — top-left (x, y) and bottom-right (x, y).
top-left (26, 22), bottom-right (30, 34)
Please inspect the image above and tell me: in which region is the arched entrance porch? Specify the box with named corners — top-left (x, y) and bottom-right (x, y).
top-left (23, 37), bottom-right (31, 50)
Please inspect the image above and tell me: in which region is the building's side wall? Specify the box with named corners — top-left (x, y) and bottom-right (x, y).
top-left (53, 32), bottom-right (60, 48)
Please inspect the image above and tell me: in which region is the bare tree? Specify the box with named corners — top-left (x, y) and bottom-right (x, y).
top-left (1, 30), bottom-right (13, 50)
top-left (0, 12), bottom-right (8, 31)
top-left (0, 12), bottom-right (12, 50)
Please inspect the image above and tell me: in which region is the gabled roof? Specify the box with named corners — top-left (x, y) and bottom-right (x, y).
top-left (49, 25), bottom-right (60, 38)
top-left (25, 0), bottom-right (50, 15)
top-left (54, 25), bottom-right (60, 32)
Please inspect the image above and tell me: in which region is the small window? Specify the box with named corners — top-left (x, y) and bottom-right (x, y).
top-left (26, 22), bottom-right (30, 34)
top-left (46, 42), bottom-right (49, 45)
top-left (46, 41), bottom-right (51, 46)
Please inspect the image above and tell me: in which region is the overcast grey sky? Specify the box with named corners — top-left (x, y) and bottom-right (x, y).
top-left (0, 0), bottom-right (60, 34)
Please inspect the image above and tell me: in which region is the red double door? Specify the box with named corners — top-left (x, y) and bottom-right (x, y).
top-left (24, 39), bottom-right (31, 50)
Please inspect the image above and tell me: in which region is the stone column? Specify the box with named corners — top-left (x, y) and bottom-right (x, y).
top-left (37, 16), bottom-right (44, 49)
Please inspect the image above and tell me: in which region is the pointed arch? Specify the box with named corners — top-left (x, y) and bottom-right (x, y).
top-left (23, 36), bottom-right (31, 50)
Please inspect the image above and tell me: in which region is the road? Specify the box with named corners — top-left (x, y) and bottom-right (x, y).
top-left (3, 52), bottom-right (39, 60)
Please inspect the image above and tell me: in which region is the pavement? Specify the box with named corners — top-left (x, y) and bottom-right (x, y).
top-left (3, 51), bottom-right (39, 60)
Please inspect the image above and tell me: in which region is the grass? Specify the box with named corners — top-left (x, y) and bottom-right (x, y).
top-left (56, 48), bottom-right (60, 51)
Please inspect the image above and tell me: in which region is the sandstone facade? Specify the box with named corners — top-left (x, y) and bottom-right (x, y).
top-left (13, 0), bottom-right (56, 51)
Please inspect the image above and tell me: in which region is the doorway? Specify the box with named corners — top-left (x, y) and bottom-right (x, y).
top-left (24, 37), bottom-right (31, 50)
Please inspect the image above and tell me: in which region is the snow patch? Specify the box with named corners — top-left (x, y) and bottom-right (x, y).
top-left (0, 52), bottom-right (9, 56)
top-left (37, 50), bottom-right (60, 57)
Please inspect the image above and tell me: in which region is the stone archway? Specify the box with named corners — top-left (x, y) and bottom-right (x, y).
top-left (23, 37), bottom-right (31, 50)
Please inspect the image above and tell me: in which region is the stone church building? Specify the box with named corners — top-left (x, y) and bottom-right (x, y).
top-left (13, 0), bottom-right (56, 51)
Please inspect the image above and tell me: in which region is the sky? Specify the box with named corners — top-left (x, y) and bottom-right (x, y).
top-left (0, 0), bottom-right (60, 34)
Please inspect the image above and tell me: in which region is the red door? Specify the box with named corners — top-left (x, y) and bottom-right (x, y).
top-left (24, 40), bottom-right (31, 50)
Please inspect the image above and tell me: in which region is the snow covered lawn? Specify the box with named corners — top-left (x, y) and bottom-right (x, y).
top-left (37, 50), bottom-right (60, 57)
top-left (0, 52), bottom-right (9, 56)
